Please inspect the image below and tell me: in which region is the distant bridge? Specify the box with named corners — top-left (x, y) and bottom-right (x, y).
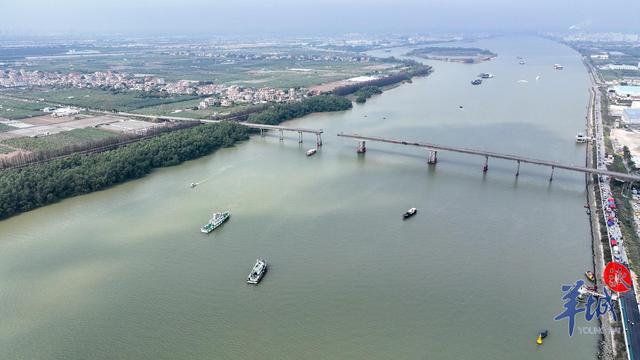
top-left (337, 132), bottom-right (640, 182)
top-left (101, 111), bottom-right (324, 146)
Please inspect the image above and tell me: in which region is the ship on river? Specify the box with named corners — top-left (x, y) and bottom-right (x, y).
top-left (201, 211), bottom-right (230, 233)
top-left (247, 258), bottom-right (268, 284)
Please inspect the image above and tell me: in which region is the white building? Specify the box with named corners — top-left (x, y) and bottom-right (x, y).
top-left (622, 108), bottom-right (640, 125)
top-left (51, 107), bottom-right (80, 117)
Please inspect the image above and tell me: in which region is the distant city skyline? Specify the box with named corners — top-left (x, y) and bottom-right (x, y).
top-left (1, 0), bottom-right (639, 36)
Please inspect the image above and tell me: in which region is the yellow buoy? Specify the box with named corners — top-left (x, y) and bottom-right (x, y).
top-left (536, 334), bottom-right (543, 345)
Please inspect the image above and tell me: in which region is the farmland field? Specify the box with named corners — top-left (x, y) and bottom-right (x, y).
top-left (0, 144), bottom-right (14, 154)
top-left (0, 98), bottom-right (45, 119)
top-left (0, 123), bottom-right (17, 132)
top-left (2, 127), bottom-right (119, 152)
top-left (15, 50), bottom-right (394, 88)
top-left (9, 88), bottom-right (196, 112)
top-left (131, 99), bottom-right (255, 119)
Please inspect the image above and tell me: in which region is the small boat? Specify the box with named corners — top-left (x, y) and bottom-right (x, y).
top-left (554, 64), bottom-right (564, 70)
top-left (585, 270), bottom-right (595, 282)
top-left (306, 148), bottom-right (317, 156)
top-left (478, 73), bottom-right (494, 79)
top-left (190, 182), bottom-right (198, 188)
top-left (576, 133), bottom-right (588, 143)
top-left (519, 60), bottom-right (526, 65)
top-left (536, 330), bottom-right (548, 345)
top-left (247, 258), bottom-right (267, 284)
top-left (201, 211), bottom-right (230, 234)
top-left (403, 208), bottom-right (417, 219)
top-left (459, 105), bottom-right (464, 109)
top-left (471, 79), bottom-right (482, 85)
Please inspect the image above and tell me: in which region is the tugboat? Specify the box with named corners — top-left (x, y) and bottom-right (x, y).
top-left (200, 211), bottom-right (230, 233)
top-left (585, 270), bottom-right (596, 282)
top-left (536, 330), bottom-right (548, 345)
top-left (403, 208), bottom-right (417, 219)
top-left (471, 79), bottom-right (482, 85)
top-left (247, 258), bottom-right (267, 284)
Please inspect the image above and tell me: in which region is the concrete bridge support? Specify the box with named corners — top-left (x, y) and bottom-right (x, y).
top-left (298, 131), bottom-right (303, 144)
top-left (516, 160), bottom-right (521, 177)
top-left (316, 133), bottom-right (323, 147)
top-left (550, 166), bottom-right (555, 182)
top-left (483, 156), bottom-right (489, 172)
top-left (279, 129), bottom-right (284, 142)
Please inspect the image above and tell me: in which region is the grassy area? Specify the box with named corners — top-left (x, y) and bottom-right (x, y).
top-left (10, 88), bottom-right (196, 112)
top-left (0, 145), bottom-right (15, 154)
top-left (2, 128), bottom-right (119, 152)
top-left (0, 98), bottom-right (45, 119)
top-left (0, 123), bottom-right (17, 132)
top-left (19, 51), bottom-right (393, 88)
top-left (132, 99), bottom-right (255, 119)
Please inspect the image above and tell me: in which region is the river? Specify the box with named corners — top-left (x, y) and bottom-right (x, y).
top-left (0, 36), bottom-right (597, 359)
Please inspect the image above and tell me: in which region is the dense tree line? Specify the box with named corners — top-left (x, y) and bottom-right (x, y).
top-left (354, 86), bottom-right (383, 103)
top-left (247, 95), bottom-right (352, 125)
top-left (0, 122), bottom-right (198, 170)
top-left (332, 62), bottom-right (432, 96)
top-left (0, 122), bottom-right (249, 220)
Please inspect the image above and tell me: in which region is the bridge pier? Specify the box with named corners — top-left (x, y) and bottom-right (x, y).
top-left (357, 141), bottom-right (366, 153)
top-left (427, 150), bottom-right (438, 165)
top-left (298, 131), bottom-right (303, 144)
top-left (260, 128), bottom-right (264, 137)
top-left (279, 129), bottom-right (284, 142)
top-left (316, 133), bottom-right (323, 147)
top-left (515, 160), bottom-right (521, 177)
top-left (483, 156), bottom-right (489, 172)
top-left (549, 166), bottom-right (555, 182)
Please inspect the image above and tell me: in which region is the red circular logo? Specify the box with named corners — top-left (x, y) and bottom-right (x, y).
top-left (604, 262), bottom-right (632, 293)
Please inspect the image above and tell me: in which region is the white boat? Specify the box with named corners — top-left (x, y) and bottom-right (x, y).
top-left (306, 148), bottom-right (317, 156)
top-left (247, 258), bottom-right (267, 284)
top-left (554, 64), bottom-right (564, 70)
top-left (576, 133), bottom-right (589, 143)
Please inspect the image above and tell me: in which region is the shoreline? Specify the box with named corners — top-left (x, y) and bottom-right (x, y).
top-left (585, 59), bottom-right (629, 360)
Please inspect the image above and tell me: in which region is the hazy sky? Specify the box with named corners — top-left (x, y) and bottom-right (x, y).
top-left (1, 0), bottom-right (638, 35)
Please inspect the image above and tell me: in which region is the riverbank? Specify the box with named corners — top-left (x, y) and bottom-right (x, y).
top-left (585, 60), bottom-right (631, 360)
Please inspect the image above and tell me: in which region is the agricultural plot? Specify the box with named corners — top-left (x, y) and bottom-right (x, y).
top-left (2, 127), bottom-right (119, 152)
top-left (0, 123), bottom-right (17, 132)
top-left (10, 88), bottom-right (196, 112)
top-left (0, 98), bottom-right (45, 119)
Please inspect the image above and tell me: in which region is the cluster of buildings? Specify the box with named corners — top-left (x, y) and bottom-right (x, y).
top-left (163, 50), bottom-right (373, 63)
top-left (0, 68), bottom-right (310, 108)
top-left (599, 63), bottom-right (640, 71)
top-left (0, 69), bottom-right (166, 92)
top-left (197, 86), bottom-right (308, 109)
top-left (564, 32), bottom-right (640, 43)
top-left (608, 85), bottom-right (640, 125)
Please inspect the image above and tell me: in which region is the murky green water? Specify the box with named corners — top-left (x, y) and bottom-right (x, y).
top-left (0, 36), bottom-right (598, 359)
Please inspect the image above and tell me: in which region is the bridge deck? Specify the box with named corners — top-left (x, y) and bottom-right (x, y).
top-left (105, 111), bottom-right (323, 134)
top-left (337, 132), bottom-right (640, 182)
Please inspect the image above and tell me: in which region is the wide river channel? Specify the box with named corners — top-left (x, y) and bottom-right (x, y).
top-left (1, 36), bottom-right (598, 359)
